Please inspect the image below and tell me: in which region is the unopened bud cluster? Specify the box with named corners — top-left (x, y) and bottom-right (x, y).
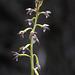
top-left (12, 0), bottom-right (51, 75)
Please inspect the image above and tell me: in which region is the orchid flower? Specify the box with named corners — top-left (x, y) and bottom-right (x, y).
top-left (43, 24), bottom-right (50, 32)
top-left (25, 19), bottom-right (32, 25)
top-left (26, 8), bottom-right (34, 15)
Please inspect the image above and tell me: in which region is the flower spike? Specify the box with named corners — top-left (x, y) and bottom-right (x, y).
top-left (13, 0), bottom-right (51, 75)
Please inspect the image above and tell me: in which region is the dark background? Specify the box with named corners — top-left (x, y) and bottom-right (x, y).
top-left (0, 0), bottom-right (75, 75)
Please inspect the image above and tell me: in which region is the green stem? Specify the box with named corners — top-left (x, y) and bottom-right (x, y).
top-left (33, 13), bottom-right (38, 31)
top-left (30, 13), bottom-right (38, 75)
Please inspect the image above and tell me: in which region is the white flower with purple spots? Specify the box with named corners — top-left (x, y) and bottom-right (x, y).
top-left (19, 30), bottom-right (24, 38)
top-left (25, 19), bottom-right (32, 25)
top-left (44, 11), bottom-right (51, 18)
top-left (42, 24), bottom-right (50, 32)
top-left (26, 8), bottom-right (34, 15)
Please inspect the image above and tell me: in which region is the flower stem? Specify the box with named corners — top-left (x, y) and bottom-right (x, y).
top-left (30, 13), bottom-right (38, 75)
